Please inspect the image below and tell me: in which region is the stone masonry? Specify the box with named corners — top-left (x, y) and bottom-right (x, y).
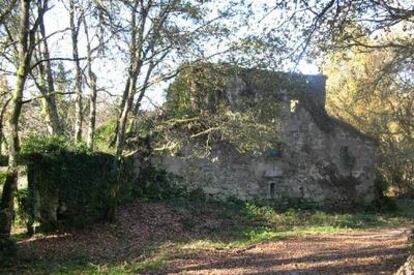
top-left (151, 68), bottom-right (378, 208)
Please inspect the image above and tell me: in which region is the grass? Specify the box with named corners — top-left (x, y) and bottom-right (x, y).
top-left (172, 198), bottom-right (413, 251)
top-left (4, 198), bottom-right (414, 274)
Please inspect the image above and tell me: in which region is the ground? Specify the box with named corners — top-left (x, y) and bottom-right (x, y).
top-left (1, 199), bottom-right (413, 274)
top-left (162, 228), bottom-right (410, 274)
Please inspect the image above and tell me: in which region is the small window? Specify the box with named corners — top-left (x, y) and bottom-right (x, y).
top-left (290, 99), bottom-right (299, 112)
top-left (269, 183), bottom-right (275, 199)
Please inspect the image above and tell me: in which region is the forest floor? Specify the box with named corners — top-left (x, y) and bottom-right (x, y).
top-left (2, 199), bottom-right (414, 274)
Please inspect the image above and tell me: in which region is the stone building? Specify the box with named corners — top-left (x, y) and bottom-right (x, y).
top-left (152, 66), bottom-right (378, 208)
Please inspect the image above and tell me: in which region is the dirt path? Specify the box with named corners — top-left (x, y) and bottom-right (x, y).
top-left (159, 228), bottom-right (411, 275)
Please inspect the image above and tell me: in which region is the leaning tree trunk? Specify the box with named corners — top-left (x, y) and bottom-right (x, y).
top-left (109, 68), bottom-right (131, 148)
top-left (127, 62), bottom-right (155, 133)
top-left (70, 0), bottom-right (83, 143)
top-left (0, 0), bottom-right (31, 243)
top-left (108, 2), bottom-right (141, 221)
top-left (115, 74), bottom-right (139, 158)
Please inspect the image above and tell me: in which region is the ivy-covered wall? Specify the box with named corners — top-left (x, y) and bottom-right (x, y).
top-left (16, 136), bottom-right (191, 232)
top-left (24, 152), bottom-right (116, 230)
top-left (18, 136), bottom-right (135, 232)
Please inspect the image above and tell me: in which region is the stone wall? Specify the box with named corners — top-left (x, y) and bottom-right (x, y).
top-left (150, 68), bottom-right (378, 208)
top-left (152, 101), bottom-right (377, 207)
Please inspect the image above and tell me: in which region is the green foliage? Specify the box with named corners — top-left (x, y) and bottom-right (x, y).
top-left (165, 63), bottom-right (235, 116)
top-left (94, 120), bottom-right (117, 152)
top-left (324, 47), bottom-right (414, 196)
top-left (21, 135), bottom-right (90, 155)
top-left (144, 64), bottom-right (298, 157)
top-left (0, 167), bottom-right (8, 212)
top-left (242, 203), bottom-right (384, 230)
top-left (136, 165), bottom-right (187, 201)
top-left (134, 257), bottom-right (167, 273)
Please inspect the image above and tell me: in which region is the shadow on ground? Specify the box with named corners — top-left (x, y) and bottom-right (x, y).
top-left (2, 200), bottom-right (413, 274)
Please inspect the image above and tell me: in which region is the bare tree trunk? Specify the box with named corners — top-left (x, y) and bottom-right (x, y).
top-left (114, 0), bottom-right (144, 158)
top-left (109, 68), bottom-right (131, 148)
top-left (0, 0), bottom-right (32, 243)
top-left (86, 73), bottom-right (97, 150)
top-left (37, 4), bottom-right (62, 135)
top-left (34, 50), bottom-right (62, 135)
top-left (114, 70), bottom-right (140, 157)
top-left (70, 0), bottom-right (83, 142)
top-left (127, 63), bottom-right (155, 133)
top-left (106, 71), bottom-right (140, 221)
top-left (107, 1), bottom-right (141, 221)
top-left (83, 14), bottom-right (97, 150)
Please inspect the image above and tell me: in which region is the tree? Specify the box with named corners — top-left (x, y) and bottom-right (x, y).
top-left (323, 45), bottom-right (414, 195)
top-left (0, 0), bottom-right (17, 26)
top-left (109, 0), bottom-right (242, 157)
top-left (69, 0), bottom-right (83, 143)
top-left (256, 1), bottom-right (412, 67)
top-left (79, 1), bottom-right (107, 150)
top-left (88, 0), bottom-right (242, 219)
top-left (31, 0), bottom-right (63, 135)
top-left (82, 18), bottom-right (95, 150)
top-left (0, 0), bottom-right (46, 245)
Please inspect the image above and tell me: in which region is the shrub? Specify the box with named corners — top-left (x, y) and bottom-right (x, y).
top-left (136, 165), bottom-right (187, 201)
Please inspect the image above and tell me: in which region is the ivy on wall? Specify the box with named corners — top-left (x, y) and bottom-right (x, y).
top-left (18, 136), bottom-right (133, 231)
top-left (143, 63), bottom-right (304, 157)
top-left (16, 136), bottom-right (189, 232)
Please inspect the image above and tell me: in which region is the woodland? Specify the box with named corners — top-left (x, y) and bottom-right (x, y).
top-left (0, 0), bottom-right (413, 274)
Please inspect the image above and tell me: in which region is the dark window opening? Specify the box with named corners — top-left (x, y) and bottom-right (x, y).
top-left (269, 183), bottom-right (275, 199)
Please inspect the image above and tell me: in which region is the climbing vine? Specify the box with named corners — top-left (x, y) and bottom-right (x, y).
top-left (141, 63), bottom-right (310, 157)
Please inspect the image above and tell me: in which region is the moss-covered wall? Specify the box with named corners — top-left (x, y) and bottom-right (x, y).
top-left (26, 152), bottom-right (117, 230)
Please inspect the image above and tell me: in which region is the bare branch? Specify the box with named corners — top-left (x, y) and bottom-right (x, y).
top-left (22, 91), bottom-right (75, 104)
top-left (30, 56), bottom-right (86, 70)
